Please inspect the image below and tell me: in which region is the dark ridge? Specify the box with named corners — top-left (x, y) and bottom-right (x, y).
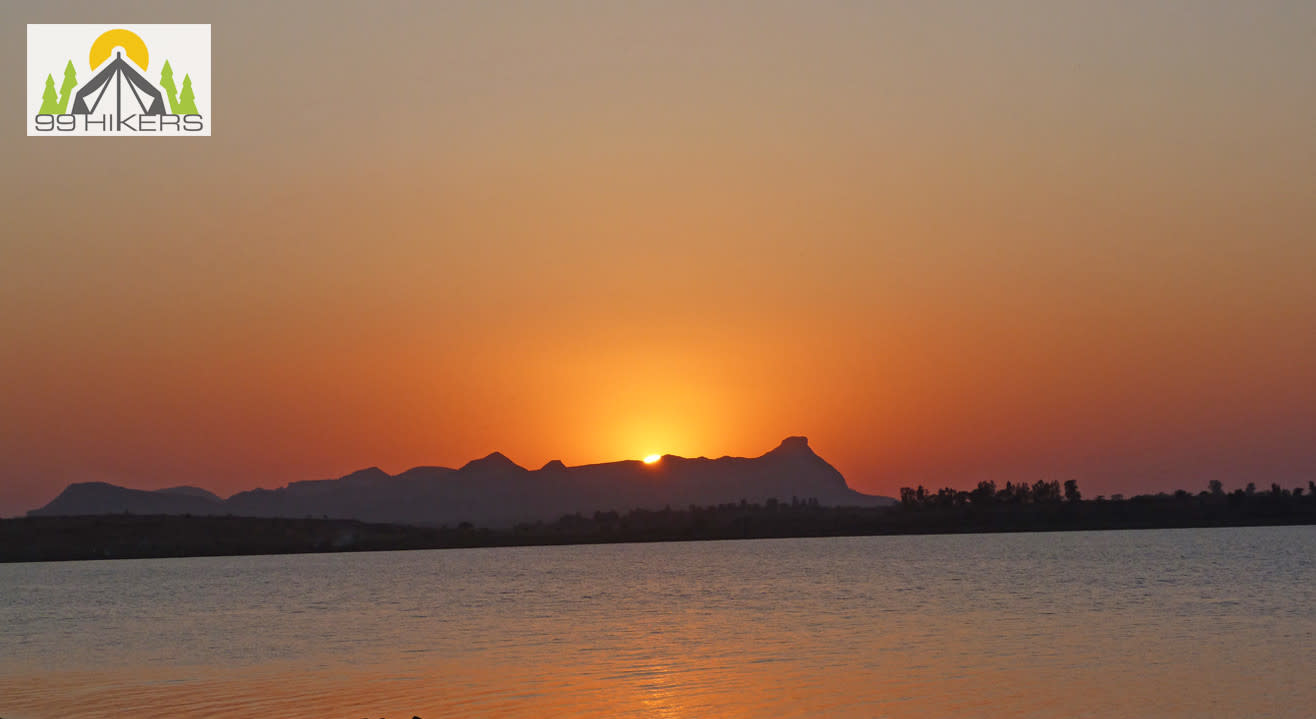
top-left (27, 438), bottom-right (892, 527)
top-left (154, 486), bottom-right (222, 502)
top-left (459, 452), bottom-right (525, 473)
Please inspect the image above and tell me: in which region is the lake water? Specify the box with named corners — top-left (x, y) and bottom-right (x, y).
top-left (1, 527), bottom-right (1313, 718)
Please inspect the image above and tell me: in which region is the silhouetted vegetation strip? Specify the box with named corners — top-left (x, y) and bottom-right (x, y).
top-left (3, 483), bottom-right (1314, 562)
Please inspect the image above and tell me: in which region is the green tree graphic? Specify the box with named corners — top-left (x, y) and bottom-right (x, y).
top-left (178, 73), bottom-right (199, 114)
top-left (56, 60), bottom-right (78, 113)
top-left (38, 74), bottom-right (59, 114)
top-left (160, 60), bottom-right (180, 113)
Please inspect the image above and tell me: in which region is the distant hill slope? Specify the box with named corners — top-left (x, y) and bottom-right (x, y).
top-left (28, 437), bottom-right (894, 526)
top-left (154, 486), bottom-right (223, 503)
top-left (32, 482), bottom-right (223, 517)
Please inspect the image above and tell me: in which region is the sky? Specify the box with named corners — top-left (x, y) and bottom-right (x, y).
top-left (2, 1), bottom-right (1314, 516)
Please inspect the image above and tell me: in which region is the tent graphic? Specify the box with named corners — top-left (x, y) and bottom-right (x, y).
top-left (70, 51), bottom-right (164, 117)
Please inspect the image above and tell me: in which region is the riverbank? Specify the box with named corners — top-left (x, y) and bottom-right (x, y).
top-left (4, 493), bottom-right (1313, 562)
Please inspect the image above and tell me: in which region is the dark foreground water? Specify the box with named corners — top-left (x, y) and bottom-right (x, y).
top-left (2, 526), bottom-right (1312, 718)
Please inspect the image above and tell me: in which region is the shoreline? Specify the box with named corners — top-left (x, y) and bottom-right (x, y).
top-left (4, 499), bottom-right (1313, 563)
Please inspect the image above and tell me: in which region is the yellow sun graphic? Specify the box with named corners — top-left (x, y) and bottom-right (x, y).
top-left (89, 28), bottom-right (149, 71)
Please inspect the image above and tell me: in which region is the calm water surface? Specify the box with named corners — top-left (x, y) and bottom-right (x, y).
top-left (2, 526), bottom-right (1313, 718)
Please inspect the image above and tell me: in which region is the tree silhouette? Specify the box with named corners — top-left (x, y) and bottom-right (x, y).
top-left (1032, 479), bottom-right (1061, 503)
top-left (971, 480), bottom-right (996, 505)
top-left (1208, 479), bottom-right (1224, 496)
top-left (178, 74), bottom-right (198, 114)
top-left (159, 60), bottom-right (180, 113)
top-left (38, 74), bottom-right (59, 114)
top-left (56, 61), bottom-right (77, 113)
top-left (1063, 479), bottom-right (1081, 502)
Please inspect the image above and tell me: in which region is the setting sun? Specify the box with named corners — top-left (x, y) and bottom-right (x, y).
top-left (643, 454), bottom-right (661, 464)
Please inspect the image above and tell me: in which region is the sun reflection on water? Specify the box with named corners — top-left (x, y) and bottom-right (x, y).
top-left (2, 529), bottom-right (1314, 718)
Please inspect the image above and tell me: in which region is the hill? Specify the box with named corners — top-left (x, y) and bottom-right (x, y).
top-left (27, 437), bottom-right (893, 526)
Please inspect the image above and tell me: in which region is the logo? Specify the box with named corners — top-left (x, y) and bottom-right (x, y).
top-left (27, 24), bottom-right (210, 136)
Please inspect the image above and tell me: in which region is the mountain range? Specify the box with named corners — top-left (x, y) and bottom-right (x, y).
top-left (28, 437), bottom-right (893, 527)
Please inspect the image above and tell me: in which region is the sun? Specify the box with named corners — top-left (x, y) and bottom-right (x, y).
top-left (643, 454), bottom-right (662, 464)
top-left (89, 28), bottom-right (149, 71)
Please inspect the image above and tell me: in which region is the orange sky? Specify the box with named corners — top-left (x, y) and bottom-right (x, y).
top-left (2, 1), bottom-right (1315, 515)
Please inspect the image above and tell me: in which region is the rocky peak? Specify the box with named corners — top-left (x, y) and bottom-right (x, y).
top-left (460, 451), bottom-right (526, 473)
top-left (767, 436), bottom-right (816, 457)
top-left (341, 467), bottom-right (391, 483)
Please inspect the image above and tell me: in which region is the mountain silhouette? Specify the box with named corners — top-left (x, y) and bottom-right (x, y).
top-left (154, 486), bottom-right (223, 502)
top-left (34, 482), bottom-right (221, 517)
top-left (460, 452), bottom-right (526, 475)
top-left (28, 437), bottom-right (893, 526)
